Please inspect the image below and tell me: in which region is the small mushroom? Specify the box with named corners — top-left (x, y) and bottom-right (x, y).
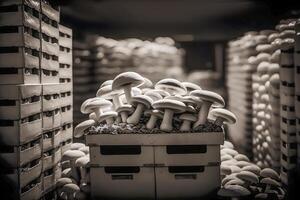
top-left (260, 168), bottom-right (280, 181)
top-left (260, 177), bottom-right (281, 192)
top-left (182, 82), bottom-right (201, 93)
top-left (223, 141), bottom-right (234, 149)
top-left (62, 168), bottom-right (72, 178)
top-left (112, 72), bottom-right (144, 103)
top-left (209, 108), bottom-right (237, 126)
top-left (221, 154), bottom-right (233, 162)
top-left (221, 148), bottom-right (239, 157)
top-left (81, 98), bottom-right (113, 121)
top-left (100, 80), bottom-right (113, 88)
top-left (127, 95), bottom-right (153, 124)
top-left (70, 143), bottom-right (85, 150)
top-left (98, 111), bottom-right (118, 125)
top-left (138, 77), bottom-right (153, 89)
top-left (219, 185), bottom-right (251, 197)
top-left (242, 165), bottom-right (261, 176)
top-left (74, 119), bottom-right (95, 138)
top-left (75, 155), bottom-right (90, 185)
top-left (230, 165), bottom-right (242, 173)
top-left (225, 179), bottom-right (245, 187)
top-left (116, 104), bottom-right (134, 123)
top-left (62, 150), bottom-right (85, 181)
top-left (236, 171), bottom-right (259, 186)
top-left (151, 89), bottom-right (170, 98)
top-left (60, 183), bottom-right (80, 200)
top-left (144, 90), bottom-right (163, 102)
top-left (96, 84), bottom-right (123, 109)
top-left (144, 110), bottom-right (163, 129)
top-left (79, 146), bottom-right (89, 155)
top-left (152, 99), bottom-right (186, 132)
top-left (221, 165), bottom-right (232, 176)
top-left (234, 154), bottom-right (250, 162)
top-left (155, 78), bottom-right (187, 95)
top-left (179, 113), bottom-right (197, 131)
top-left (56, 177), bottom-right (75, 194)
top-left (190, 90), bottom-right (225, 128)
top-left (236, 161), bottom-right (251, 168)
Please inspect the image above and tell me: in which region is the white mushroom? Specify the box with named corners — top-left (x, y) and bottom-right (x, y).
top-left (155, 78), bottom-right (187, 95)
top-left (182, 81), bottom-right (201, 93)
top-left (116, 104), bottom-right (134, 123)
top-left (62, 150), bottom-right (85, 182)
top-left (74, 119), bottom-right (95, 138)
top-left (127, 95), bottom-right (153, 124)
top-left (96, 84), bottom-right (123, 109)
top-left (81, 98), bottom-right (113, 121)
top-left (209, 108), bottom-right (237, 126)
top-left (144, 110), bottom-right (163, 129)
top-left (75, 155), bottom-right (90, 185)
top-left (179, 113), bottom-right (197, 131)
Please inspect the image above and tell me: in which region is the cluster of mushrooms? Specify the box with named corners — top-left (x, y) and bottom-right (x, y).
top-left (56, 143), bottom-right (90, 200)
top-left (74, 72), bottom-right (237, 137)
top-left (218, 141), bottom-right (286, 199)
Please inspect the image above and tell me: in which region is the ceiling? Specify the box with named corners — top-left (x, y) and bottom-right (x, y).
top-left (59, 0), bottom-right (300, 40)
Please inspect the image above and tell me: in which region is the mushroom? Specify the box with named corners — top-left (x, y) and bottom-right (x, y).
top-left (242, 165), bottom-right (261, 176)
top-left (190, 90), bottom-right (225, 128)
top-left (74, 119), bottom-right (95, 138)
top-left (179, 113), bottom-right (197, 131)
top-left (112, 72), bottom-right (144, 103)
top-left (234, 154), bottom-right (250, 162)
top-left (221, 148), bottom-right (239, 157)
top-left (209, 108), bottom-right (237, 126)
top-left (151, 89), bottom-right (170, 98)
top-left (260, 168), bottom-right (280, 181)
top-left (144, 110), bottom-right (163, 129)
top-left (236, 171), bottom-right (259, 187)
top-left (144, 90), bottom-right (163, 102)
top-left (236, 161), bottom-right (251, 168)
top-left (230, 165), bottom-right (242, 173)
top-left (116, 104), bottom-right (134, 123)
top-left (71, 143), bottom-right (86, 150)
top-left (260, 177), bottom-right (281, 193)
top-left (182, 81), bottom-right (201, 93)
top-left (79, 146), bottom-right (89, 155)
top-left (89, 112), bottom-right (97, 121)
top-left (75, 155), bottom-right (90, 185)
top-left (139, 77), bottom-right (153, 89)
top-left (81, 98), bottom-right (113, 121)
top-left (126, 95), bottom-right (153, 124)
top-left (100, 79), bottom-right (113, 88)
top-left (98, 110), bottom-right (118, 125)
top-left (56, 177), bottom-right (75, 194)
top-left (224, 178), bottom-right (245, 187)
top-left (62, 150), bottom-right (85, 181)
top-left (60, 183), bottom-right (80, 200)
top-left (62, 168), bottom-right (72, 178)
top-left (96, 84), bottom-right (123, 109)
top-left (155, 78), bottom-right (187, 95)
top-left (221, 154), bottom-right (233, 162)
top-left (218, 185), bottom-right (251, 197)
top-left (152, 99), bottom-right (186, 132)
top-left (221, 165), bottom-right (232, 176)
top-left (223, 141), bottom-right (234, 149)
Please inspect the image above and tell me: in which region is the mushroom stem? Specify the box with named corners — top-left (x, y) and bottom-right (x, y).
top-left (120, 112), bottom-right (129, 123)
top-left (180, 120), bottom-right (192, 131)
top-left (106, 117), bottom-right (114, 125)
top-left (160, 109), bottom-right (174, 132)
top-left (112, 95), bottom-right (122, 109)
top-left (193, 101), bottom-right (212, 128)
top-left (94, 109), bottom-right (103, 120)
top-left (215, 117), bottom-right (225, 126)
top-left (146, 115), bottom-right (158, 129)
top-left (79, 168), bottom-right (87, 185)
top-left (123, 84), bottom-right (132, 103)
top-left (127, 104), bottom-right (145, 124)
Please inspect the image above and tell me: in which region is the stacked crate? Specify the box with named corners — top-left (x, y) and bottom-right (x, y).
top-left (86, 132), bottom-right (224, 199)
top-left (73, 41), bottom-right (94, 125)
top-left (226, 32), bottom-right (257, 158)
top-left (58, 24), bottom-right (73, 154)
top-left (0, 0), bottom-right (43, 199)
top-left (277, 19), bottom-right (298, 192)
top-left (296, 19), bottom-right (300, 179)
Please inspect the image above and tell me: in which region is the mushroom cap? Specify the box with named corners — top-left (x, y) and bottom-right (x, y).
top-left (98, 111), bottom-right (118, 122)
top-left (151, 89), bottom-right (170, 97)
top-left (230, 165), bottom-right (242, 173)
top-left (221, 148), bottom-right (239, 157)
top-left (61, 168), bottom-right (72, 178)
top-left (74, 119), bottom-right (95, 138)
top-left (80, 97), bottom-right (101, 113)
top-left (100, 80), bottom-right (113, 88)
top-left (144, 90), bottom-right (163, 102)
top-left (139, 77), bottom-right (153, 89)
top-left (152, 99), bottom-right (186, 113)
top-left (155, 78), bottom-right (187, 95)
top-left (218, 185), bottom-right (251, 197)
top-left (70, 143), bottom-right (85, 150)
top-left (210, 108), bottom-right (237, 124)
top-left (63, 150), bottom-right (85, 161)
top-left (236, 161), bottom-right (251, 168)
top-left (269, 74), bottom-right (280, 86)
top-left (96, 84), bottom-right (123, 99)
top-left (182, 95), bottom-right (201, 107)
top-left (236, 171), bottom-right (259, 184)
top-left (179, 113), bottom-right (197, 122)
top-left (257, 62), bottom-right (270, 76)
top-left (112, 72), bottom-right (144, 90)
top-left (186, 105), bottom-right (197, 113)
top-left (116, 104), bottom-right (134, 113)
top-left (260, 168), bottom-right (280, 181)
top-left (144, 109), bottom-right (163, 118)
top-left (268, 63), bottom-right (280, 75)
top-left (130, 95), bottom-right (153, 109)
top-left (89, 112), bottom-right (97, 121)
top-left (79, 146), bottom-right (89, 154)
top-left (61, 183), bottom-right (80, 193)
top-left (223, 141), bottom-right (234, 149)
top-left (182, 82), bottom-right (201, 92)
top-left (234, 154), bottom-right (250, 162)
top-left (81, 98), bottom-right (112, 114)
top-left (56, 178), bottom-right (74, 188)
top-left (221, 165), bottom-right (232, 175)
top-left (255, 193), bottom-right (269, 199)
top-left (225, 178), bottom-right (245, 187)
top-left (261, 177), bottom-right (280, 187)
top-left (75, 155), bottom-right (90, 167)
top-left (221, 154), bottom-right (233, 162)
top-left (190, 90), bottom-right (225, 107)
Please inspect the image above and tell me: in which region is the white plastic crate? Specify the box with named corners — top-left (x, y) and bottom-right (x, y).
top-left (0, 113), bottom-right (42, 146)
top-left (42, 128), bottom-right (61, 152)
top-left (90, 166), bottom-right (156, 199)
top-left (60, 105), bottom-right (72, 125)
top-left (42, 83), bottom-right (60, 111)
top-left (0, 26), bottom-right (40, 50)
top-left (0, 1), bottom-right (40, 29)
top-left (42, 108), bottom-right (60, 130)
top-left (42, 147), bottom-right (61, 172)
top-left (60, 122), bottom-right (72, 142)
top-left (0, 84), bottom-right (42, 120)
top-left (155, 165), bottom-right (220, 199)
top-left (0, 47), bottom-right (40, 84)
top-left (0, 158), bottom-right (42, 188)
top-left (0, 136), bottom-right (41, 168)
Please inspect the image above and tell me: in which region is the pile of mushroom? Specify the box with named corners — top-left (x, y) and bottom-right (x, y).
top-left (74, 72), bottom-right (237, 137)
top-left (56, 143), bottom-right (90, 200)
top-left (218, 141), bottom-right (286, 199)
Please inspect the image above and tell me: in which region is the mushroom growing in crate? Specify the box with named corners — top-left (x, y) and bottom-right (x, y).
top-left (182, 81), bottom-right (202, 93)
top-left (152, 99), bottom-right (186, 132)
top-left (80, 97), bottom-right (113, 121)
top-left (144, 109), bottom-right (163, 129)
top-left (112, 72), bottom-right (144, 103)
top-left (62, 150), bottom-right (85, 182)
top-left (155, 78), bottom-right (187, 96)
top-left (179, 113), bottom-right (197, 131)
top-left (126, 95), bottom-right (153, 124)
top-left (209, 108), bottom-right (237, 126)
top-left (74, 119), bottom-right (96, 138)
top-left (190, 90), bottom-right (225, 128)
top-left (96, 84), bottom-right (124, 109)
top-left (116, 104), bottom-right (134, 123)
